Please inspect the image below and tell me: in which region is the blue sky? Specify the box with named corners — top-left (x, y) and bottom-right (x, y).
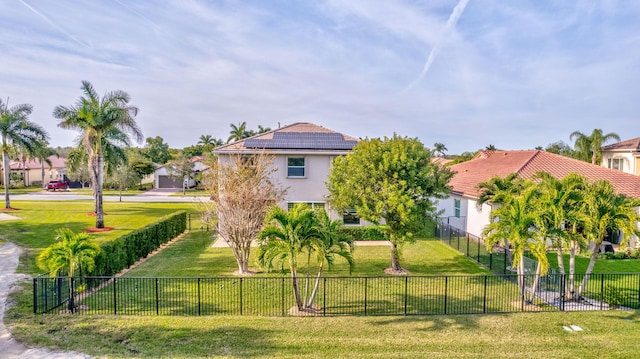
top-left (1, 0), bottom-right (639, 153)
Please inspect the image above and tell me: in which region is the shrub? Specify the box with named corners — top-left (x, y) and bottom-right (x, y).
top-left (602, 284), bottom-right (624, 309)
top-left (92, 211), bottom-right (187, 276)
top-left (339, 226), bottom-right (389, 241)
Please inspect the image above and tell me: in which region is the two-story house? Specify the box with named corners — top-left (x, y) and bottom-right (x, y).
top-left (601, 138), bottom-right (640, 175)
top-left (213, 122), bottom-right (363, 225)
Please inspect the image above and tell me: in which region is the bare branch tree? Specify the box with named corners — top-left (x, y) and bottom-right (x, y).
top-left (202, 152), bottom-right (285, 275)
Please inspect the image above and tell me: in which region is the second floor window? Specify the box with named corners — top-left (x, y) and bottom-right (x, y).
top-left (454, 199), bottom-right (461, 218)
top-left (287, 157), bottom-right (305, 177)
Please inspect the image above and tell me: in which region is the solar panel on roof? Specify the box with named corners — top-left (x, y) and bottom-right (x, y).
top-left (244, 132), bottom-right (357, 150)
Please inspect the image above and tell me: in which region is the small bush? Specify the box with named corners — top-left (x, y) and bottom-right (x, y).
top-left (339, 226), bottom-right (389, 241)
top-left (603, 284), bottom-right (624, 309)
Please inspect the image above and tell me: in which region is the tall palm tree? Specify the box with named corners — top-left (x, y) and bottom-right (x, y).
top-left (433, 142), bottom-right (447, 157)
top-left (577, 181), bottom-right (640, 298)
top-left (37, 228), bottom-right (101, 312)
top-left (305, 209), bottom-right (354, 309)
top-left (54, 81), bottom-right (142, 228)
top-left (257, 204), bottom-right (318, 310)
top-left (227, 122), bottom-right (249, 143)
top-left (569, 129), bottom-right (620, 164)
top-left (0, 98), bottom-right (49, 208)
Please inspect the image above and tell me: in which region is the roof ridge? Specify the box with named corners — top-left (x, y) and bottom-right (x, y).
top-left (515, 150), bottom-right (541, 175)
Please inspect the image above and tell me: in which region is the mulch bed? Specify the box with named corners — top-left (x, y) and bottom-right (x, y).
top-left (85, 227), bottom-right (115, 233)
top-left (0, 207), bottom-right (21, 211)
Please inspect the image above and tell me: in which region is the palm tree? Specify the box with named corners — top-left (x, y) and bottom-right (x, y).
top-left (257, 125), bottom-right (271, 134)
top-left (37, 228), bottom-right (101, 312)
top-left (0, 98), bottom-right (49, 208)
top-left (305, 209), bottom-right (354, 309)
top-left (485, 144), bottom-right (497, 151)
top-left (483, 183), bottom-right (548, 303)
top-left (534, 172), bottom-right (587, 299)
top-left (577, 181), bottom-right (640, 298)
top-left (433, 142), bottom-right (447, 157)
top-left (476, 173), bottom-right (526, 264)
top-left (197, 134), bottom-right (223, 153)
top-left (569, 129), bottom-right (620, 164)
top-left (54, 81), bottom-right (142, 228)
top-left (227, 122), bottom-right (249, 143)
top-left (257, 204), bottom-right (318, 310)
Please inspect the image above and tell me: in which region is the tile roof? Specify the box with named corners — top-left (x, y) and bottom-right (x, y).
top-left (449, 150), bottom-right (640, 199)
top-left (602, 138), bottom-right (640, 151)
top-left (8, 155), bottom-right (66, 170)
top-left (214, 122), bottom-right (358, 153)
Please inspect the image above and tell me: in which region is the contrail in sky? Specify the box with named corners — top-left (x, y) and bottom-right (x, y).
top-left (17, 0), bottom-right (92, 50)
top-left (402, 0), bottom-right (470, 93)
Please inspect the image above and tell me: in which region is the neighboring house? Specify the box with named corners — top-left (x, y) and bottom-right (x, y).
top-left (601, 138), bottom-right (640, 175)
top-left (154, 156), bottom-right (210, 189)
top-left (437, 150), bottom-right (640, 245)
top-left (214, 122), bottom-right (365, 225)
top-left (7, 156), bottom-right (67, 186)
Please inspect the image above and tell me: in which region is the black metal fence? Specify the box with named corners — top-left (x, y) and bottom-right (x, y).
top-left (33, 272), bottom-right (640, 316)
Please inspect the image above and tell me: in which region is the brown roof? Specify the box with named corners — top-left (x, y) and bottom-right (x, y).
top-left (214, 122), bottom-right (358, 153)
top-left (602, 138), bottom-right (640, 151)
top-left (449, 150), bottom-right (640, 199)
top-left (9, 155), bottom-right (66, 170)
top-left (431, 157), bottom-right (453, 166)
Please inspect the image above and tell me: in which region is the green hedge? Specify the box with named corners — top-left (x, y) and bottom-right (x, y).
top-left (339, 226), bottom-right (389, 241)
top-left (92, 211), bottom-right (187, 276)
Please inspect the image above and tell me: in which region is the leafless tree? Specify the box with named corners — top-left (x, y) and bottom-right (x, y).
top-left (202, 152), bottom-right (285, 275)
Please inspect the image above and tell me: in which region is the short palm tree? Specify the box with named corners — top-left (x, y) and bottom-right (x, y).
top-left (569, 129), bottom-right (620, 164)
top-left (433, 142), bottom-right (447, 157)
top-left (0, 98), bottom-right (49, 208)
top-left (305, 209), bottom-right (354, 308)
top-left (37, 228), bottom-right (101, 312)
top-left (257, 204), bottom-right (318, 310)
top-left (54, 81), bottom-right (142, 228)
top-left (577, 181), bottom-right (640, 298)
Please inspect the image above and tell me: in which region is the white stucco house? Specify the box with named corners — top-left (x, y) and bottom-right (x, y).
top-left (601, 138), bottom-right (640, 176)
top-left (214, 122), bottom-right (365, 225)
top-left (437, 150), bottom-right (640, 246)
top-left (5, 155), bottom-right (67, 186)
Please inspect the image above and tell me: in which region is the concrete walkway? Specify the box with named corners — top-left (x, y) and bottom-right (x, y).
top-left (0, 241), bottom-right (91, 359)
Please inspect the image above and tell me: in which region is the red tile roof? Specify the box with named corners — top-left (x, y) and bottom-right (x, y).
top-left (449, 150), bottom-right (640, 199)
top-left (214, 122), bottom-right (358, 152)
top-left (602, 138), bottom-right (640, 151)
top-left (8, 156), bottom-right (66, 170)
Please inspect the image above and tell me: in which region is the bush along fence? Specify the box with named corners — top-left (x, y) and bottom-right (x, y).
top-left (34, 272), bottom-right (640, 316)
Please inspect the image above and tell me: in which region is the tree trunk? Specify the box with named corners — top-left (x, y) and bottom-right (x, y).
top-left (389, 241), bottom-right (402, 271)
top-left (568, 239), bottom-right (577, 300)
top-left (95, 155), bottom-right (105, 228)
top-left (577, 245), bottom-right (600, 299)
top-left (528, 262), bottom-right (542, 303)
top-left (3, 149), bottom-right (11, 209)
top-left (291, 270), bottom-right (303, 310)
top-left (503, 239), bottom-right (513, 265)
top-left (306, 268), bottom-right (323, 308)
top-left (40, 162), bottom-right (45, 188)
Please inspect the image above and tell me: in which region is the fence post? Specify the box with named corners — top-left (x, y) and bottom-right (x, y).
top-left (70, 277), bottom-right (75, 314)
top-left (282, 277), bottom-right (285, 317)
top-left (477, 238), bottom-right (480, 263)
top-left (155, 278), bottom-right (159, 315)
top-left (483, 276), bottom-right (487, 313)
top-left (198, 278), bottom-right (201, 316)
top-left (323, 277), bottom-right (326, 317)
top-left (489, 252), bottom-right (493, 271)
top-left (444, 277), bottom-right (448, 315)
top-left (33, 278), bottom-right (37, 314)
top-left (521, 275), bottom-right (525, 312)
top-left (364, 277), bottom-right (368, 316)
top-left (239, 278), bottom-right (243, 315)
top-left (560, 274), bottom-right (565, 311)
top-left (600, 274), bottom-right (605, 310)
top-left (466, 235), bottom-right (470, 257)
top-left (503, 248), bottom-right (507, 275)
top-left (113, 278), bottom-right (117, 315)
top-left (404, 277), bottom-right (408, 316)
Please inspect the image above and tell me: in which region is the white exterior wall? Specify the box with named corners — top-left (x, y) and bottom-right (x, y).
top-left (601, 151), bottom-right (638, 175)
top-left (273, 154), bottom-right (331, 205)
top-left (436, 195), bottom-right (491, 238)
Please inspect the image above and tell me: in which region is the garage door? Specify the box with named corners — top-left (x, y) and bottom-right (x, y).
top-left (158, 175), bottom-right (182, 188)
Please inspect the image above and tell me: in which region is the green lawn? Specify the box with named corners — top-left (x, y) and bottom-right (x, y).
top-left (0, 200), bottom-right (199, 273)
top-left (548, 253), bottom-right (640, 273)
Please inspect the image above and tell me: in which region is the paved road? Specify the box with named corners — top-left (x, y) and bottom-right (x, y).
top-left (0, 241), bottom-right (91, 358)
top-left (10, 189), bottom-right (208, 203)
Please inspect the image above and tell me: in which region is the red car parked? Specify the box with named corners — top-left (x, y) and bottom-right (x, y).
top-left (47, 180), bottom-right (69, 191)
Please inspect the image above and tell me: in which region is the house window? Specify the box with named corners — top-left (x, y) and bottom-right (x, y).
top-left (287, 202), bottom-right (325, 211)
top-left (608, 158), bottom-right (624, 172)
top-left (343, 209), bottom-right (361, 225)
top-left (454, 199), bottom-right (461, 218)
top-left (287, 157), bottom-right (305, 177)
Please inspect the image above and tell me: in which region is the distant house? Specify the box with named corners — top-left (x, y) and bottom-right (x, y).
top-left (601, 138), bottom-right (640, 175)
top-left (437, 150), bottom-right (640, 245)
top-left (214, 122), bottom-right (364, 225)
top-left (6, 155), bottom-right (67, 186)
top-left (154, 156), bottom-right (209, 189)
